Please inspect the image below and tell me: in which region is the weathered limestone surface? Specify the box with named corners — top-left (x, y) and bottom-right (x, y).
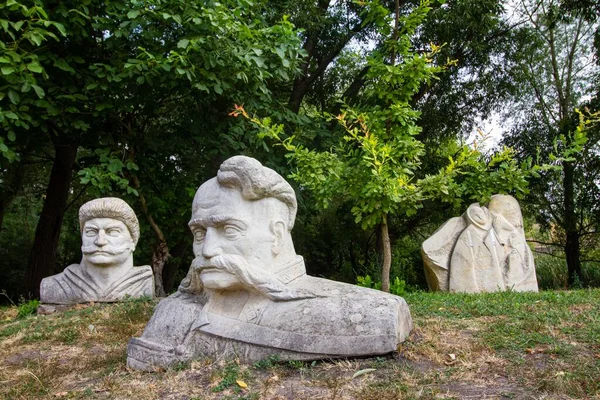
top-left (40, 197), bottom-right (154, 304)
top-left (127, 156), bottom-right (413, 370)
top-left (422, 195), bottom-right (538, 293)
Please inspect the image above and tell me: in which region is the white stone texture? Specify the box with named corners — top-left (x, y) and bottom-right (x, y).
top-left (40, 198), bottom-right (154, 304)
top-left (127, 156), bottom-right (413, 370)
top-left (422, 195), bottom-right (538, 293)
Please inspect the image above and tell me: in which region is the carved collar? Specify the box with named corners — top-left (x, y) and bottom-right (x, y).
top-left (272, 256), bottom-right (306, 284)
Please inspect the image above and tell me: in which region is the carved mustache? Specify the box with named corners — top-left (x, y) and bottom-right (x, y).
top-left (188, 255), bottom-right (318, 301)
top-left (81, 245), bottom-right (130, 255)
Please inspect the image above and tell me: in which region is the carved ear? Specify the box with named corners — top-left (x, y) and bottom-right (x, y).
top-left (270, 221), bottom-right (286, 255)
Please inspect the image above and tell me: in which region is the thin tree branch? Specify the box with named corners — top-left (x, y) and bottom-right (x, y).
top-left (65, 183), bottom-right (91, 212)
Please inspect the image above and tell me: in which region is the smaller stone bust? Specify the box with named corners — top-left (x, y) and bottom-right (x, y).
top-left (40, 198), bottom-right (154, 304)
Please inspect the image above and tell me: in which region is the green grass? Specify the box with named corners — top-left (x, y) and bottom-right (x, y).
top-left (406, 289), bottom-right (600, 398)
top-left (0, 290), bottom-right (598, 399)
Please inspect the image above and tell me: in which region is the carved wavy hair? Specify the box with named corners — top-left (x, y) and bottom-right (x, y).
top-left (79, 197), bottom-right (140, 245)
top-left (216, 156), bottom-right (297, 230)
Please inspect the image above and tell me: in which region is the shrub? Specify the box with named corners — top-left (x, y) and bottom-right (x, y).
top-left (17, 298), bottom-right (39, 319)
top-left (356, 275), bottom-right (406, 296)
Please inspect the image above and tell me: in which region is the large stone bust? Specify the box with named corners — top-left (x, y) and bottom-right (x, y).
top-left (127, 156), bottom-right (413, 370)
top-left (40, 197), bottom-right (154, 304)
top-left (422, 194), bottom-right (538, 293)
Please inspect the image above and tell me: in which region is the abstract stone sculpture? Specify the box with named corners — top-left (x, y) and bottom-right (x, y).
top-left (127, 156), bottom-right (413, 370)
top-left (40, 197), bottom-right (154, 304)
top-left (422, 194), bottom-right (538, 293)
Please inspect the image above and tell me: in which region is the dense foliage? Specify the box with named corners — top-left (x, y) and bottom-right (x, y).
top-left (0, 0), bottom-right (598, 300)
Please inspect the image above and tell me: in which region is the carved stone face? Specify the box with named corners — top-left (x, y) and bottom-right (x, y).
top-left (466, 204), bottom-right (492, 231)
top-left (189, 179), bottom-right (283, 291)
top-left (81, 218), bottom-right (135, 268)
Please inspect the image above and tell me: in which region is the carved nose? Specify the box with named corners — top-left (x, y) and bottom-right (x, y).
top-left (201, 228), bottom-right (222, 258)
top-left (95, 230), bottom-right (108, 246)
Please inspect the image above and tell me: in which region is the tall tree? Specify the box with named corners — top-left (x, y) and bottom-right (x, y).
top-left (234, 1), bottom-right (532, 292)
top-left (502, 0), bottom-right (599, 286)
top-left (1, 0), bottom-right (304, 297)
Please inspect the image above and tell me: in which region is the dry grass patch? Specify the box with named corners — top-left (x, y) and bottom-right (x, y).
top-left (1, 290), bottom-right (599, 399)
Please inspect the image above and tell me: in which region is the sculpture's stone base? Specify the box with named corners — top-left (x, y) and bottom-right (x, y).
top-left (127, 334), bottom-right (331, 371)
top-left (127, 278), bottom-right (413, 370)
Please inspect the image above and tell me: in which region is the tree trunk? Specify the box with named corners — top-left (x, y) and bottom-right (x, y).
top-left (130, 174), bottom-right (170, 297)
top-left (0, 159), bottom-right (26, 231)
top-left (151, 241), bottom-right (170, 297)
top-left (288, 78), bottom-right (311, 114)
top-left (162, 240), bottom-right (188, 293)
top-left (381, 214), bottom-right (391, 293)
top-left (563, 160), bottom-right (582, 286)
top-left (349, 241), bottom-right (358, 275)
top-left (565, 231), bottom-right (582, 286)
top-left (24, 142), bottom-right (78, 298)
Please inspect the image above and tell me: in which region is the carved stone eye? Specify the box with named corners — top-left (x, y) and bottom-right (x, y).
top-left (223, 225), bottom-right (242, 240)
top-left (107, 228), bottom-right (123, 237)
top-left (85, 229), bottom-right (98, 237)
top-left (194, 230), bottom-right (206, 243)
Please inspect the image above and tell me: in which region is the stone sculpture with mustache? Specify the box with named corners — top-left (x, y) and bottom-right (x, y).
top-left (40, 198), bottom-right (154, 304)
top-left (128, 156), bottom-right (413, 369)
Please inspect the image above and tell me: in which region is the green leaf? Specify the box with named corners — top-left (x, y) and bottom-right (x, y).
top-left (8, 89), bottom-right (20, 105)
top-left (127, 10), bottom-right (141, 19)
top-left (1, 66), bottom-right (15, 75)
top-left (27, 62), bottom-right (43, 73)
top-left (194, 82), bottom-right (208, 92)
top-left (54, 59), bottom-right (75, 73)
top-left (177, 39), bottom-right (190, 49)
top-left (29, 33), bottom-right (43, 46)
top-left (4, 111), bottom-right (18, 120)
top-left (32, 84), bottom-right (45, 98)
top-left (7, 131), bottom-right (16, 141)
top-left (53, 22), bottom-right (67, 37)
